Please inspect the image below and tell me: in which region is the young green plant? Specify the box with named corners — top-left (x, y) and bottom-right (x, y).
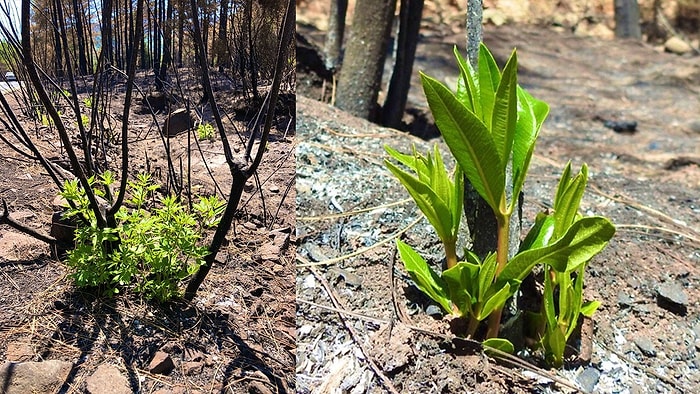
top-left (60, 172), bottom-right (225, 301)
top-left (420, 44), bottom-right (548, 338)
top-left (387, 43), bottom-right (615, 354)
top-left (520, 162), bottom-right (606, 366)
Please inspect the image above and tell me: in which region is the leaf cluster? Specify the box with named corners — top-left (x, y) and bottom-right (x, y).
top-left (60, 172), bottom-right (224, 301)
top-left (385, 43), bottom-right (615, 367)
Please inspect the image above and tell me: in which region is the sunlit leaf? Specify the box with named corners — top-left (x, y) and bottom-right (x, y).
top-left (499, 216), bottom-right (616, 283)
top-left (420, 73), bottom-right (504, 211)
top-left (396, 240), bottom-right (452, 313)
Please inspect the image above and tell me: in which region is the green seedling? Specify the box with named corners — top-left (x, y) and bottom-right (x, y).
top-left (197, 122), bottom-right (215, 140)
top-left (60, 172), bottom-right (224, 301)
top-left (521, 162), bottom-right (609, 367)
top-left (386, 43), bottom-right (615, 359)
top-left (385, 144), bottom-right (463, 269)
top-left (83, 96), bottom-right (93, 109)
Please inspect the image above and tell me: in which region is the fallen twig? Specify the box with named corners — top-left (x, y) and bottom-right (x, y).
top-left (305, 265), bottom-right (402, 394)
top-left (0, 199), bottom-right (56, 244)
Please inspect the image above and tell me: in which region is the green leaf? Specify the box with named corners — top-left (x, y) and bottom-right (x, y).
top-left (420, 73), bottom-right (504, 212)
top-left (543, 326), bottom-right (567, 368)
top-left (451, 165), bottom-right (464, 236)
top-left (520, 212), bottom-right (556, 252)
top-left (454, 46), bottom-right (479, 116)
top-left (477, 252), bottom-right (498, 302)
top-left (483, 338), bottom-right (514, 354)
top-left (490, 49), bottom-right (519, 174)
top-left (477, 283), bottom-right (512, 321)
top-left (477, 43), bottom-right (501, 127)
top-left (499, 216), bottom-right (616, 283)
top-left (543, 271), bottom-right (558, 329)
top-left (396, 239), bottom-right (453, 313)
top-left (511, 87), bottom-right (549, 208)
top-left (442, 261), bottom-right (480, 317)
top-left (553, 163), bottom-right (588, 238)
top-left (385, 159), bottom-right (454, 243)
top-left (581, 300), bottom-right (601, 317)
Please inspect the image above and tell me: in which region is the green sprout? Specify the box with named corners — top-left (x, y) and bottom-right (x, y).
top-left (197, 122), bottom-right (215, 140)
top-left (386, 43), bottom-right (615, 364)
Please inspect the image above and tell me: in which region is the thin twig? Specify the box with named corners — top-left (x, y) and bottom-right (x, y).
top-left (306, 266), bottom-right (402, 394)
top-left (296, 216), bottom-right (422, 267)
top-left (297, 198), bottom-right (413, 222)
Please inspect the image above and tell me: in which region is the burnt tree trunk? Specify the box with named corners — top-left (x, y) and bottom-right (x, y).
top-left (382, 0), bottom-right (423, 129)
top-left (335, 0), bottom-right (397, 121)
top-left (323, 0), bottom-right (348, 72)
top-left (463, 0), bottom-right (520, 261)
top-left (72, 0), bottom-right (89, 75)
top-left (614, 0), bottom-right (642, 39)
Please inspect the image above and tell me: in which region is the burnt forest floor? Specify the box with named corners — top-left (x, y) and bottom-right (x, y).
top-left (0, 68), bottom-right (296, 393)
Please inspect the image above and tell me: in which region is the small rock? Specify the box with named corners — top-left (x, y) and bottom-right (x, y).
top-left (483, 9), bottom-right (508, 26)
top-left (657, 282), bottom-right (688, 316)
top-left (665, 36), bottom-right (693, 55)
top-left (268, 184), bottom-right (280, 193)
top-left (688, 120), bottom-right (700, 134)
top-left (633, 336), bottom-right (657, 357)
top-left (248, 380), bottom-right (273, 394)
top-left (86, 364), bottom-right (131, 394)
top-left (183, 361), bottom-right (204, 376)
top-left (0, 360), bottom-right (73, 394)
top-left (162, 109), bottom-right (193, 137)
top-left (243, 221), bottom-right (259, 231)
top-left (5, 341), bottom-right (34, 362)
top-left (617, 291), bottom-right (634, 308)
top-left (329, 267), bottom-right (362, 288)
top-left (148, 351), bottom-right (175, 375)
top-left (302, 274), bottom-right (316, 289)
top-left (257, 242), bottom-right (282, 262)
top-left (603, 119), bottom-right (637, 133)
top-left (306, 244), bottom-right (330, 262)
top-left (425, 304), bottom-right (443, 317)
top-left (576, 367), bottom-right (600, 392)
top-left (52, 195), bottom-right (69, 210)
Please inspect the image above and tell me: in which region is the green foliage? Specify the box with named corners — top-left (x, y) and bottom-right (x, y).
top-left (521, 162), bottom-right (611, 367)
top-left (76, 114), bottom-right (89, 128)
top-left (385, 145), bottom-right (463, 268)
top-left (35, 109), bottom-right (61, 126)
top-left (60, 172), bottom-right (224, 301)
top-left (386, 43), bottom-right (615, 366)
top-left (83, 96), bottom-right (93, 109)
top-left (197, 122), bottom-right (215, 140)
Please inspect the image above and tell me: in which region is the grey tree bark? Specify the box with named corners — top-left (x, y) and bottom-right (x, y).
top-left (382, 0), bottom-right (423, 129)
top-left (323, 0), bottom-right (348, 72)
top-left (335, 0), bottom-right (397, 121)
top-left (614, 0), bottom-right (642, 39)
top-left (464, 0), bottom-right (520, 262)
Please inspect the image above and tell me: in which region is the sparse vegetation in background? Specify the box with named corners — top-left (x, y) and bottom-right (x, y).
top-left (385, 43), bottom-right (616, 366)
top-left (197, 122), bottom-right (215, 140)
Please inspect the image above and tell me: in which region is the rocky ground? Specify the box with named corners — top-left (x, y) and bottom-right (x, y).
top-left (296, 19), bottom-right (700, 394)
top-left (0, 70), bottom-right (296, 393)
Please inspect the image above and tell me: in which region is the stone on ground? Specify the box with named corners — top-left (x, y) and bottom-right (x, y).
top-left (85, 364), bottom-right (131, 394)
top-left (665, 37), bottom-right (693, 55)
top-left (0, 360), bottom-right (72, 394)
top-left (148, 351), bottom-right (175, 375)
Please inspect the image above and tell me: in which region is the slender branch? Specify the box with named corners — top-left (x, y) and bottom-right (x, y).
top-left (108, 0), bottom-right (144, 218)
top-left (0, 199), bottom-right (56, 245)
top-left (20, 0), bottom-right (106, 229)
